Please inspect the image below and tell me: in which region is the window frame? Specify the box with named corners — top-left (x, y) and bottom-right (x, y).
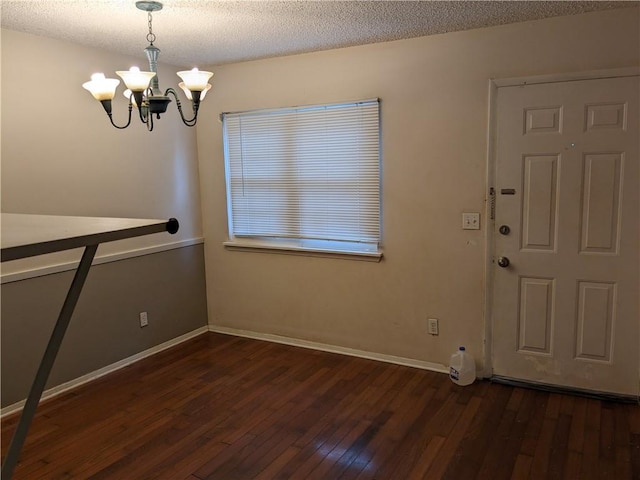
top-left (222, 99), bottom-right (383, 261)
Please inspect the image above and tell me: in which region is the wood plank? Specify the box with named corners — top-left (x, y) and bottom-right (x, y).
top-left (2, 332), bottom-right (638, 480)
top-left (510, 454), bottom-right (532, 480)
top-left (438, 382), bottom-right (512, 479)
top-left (517, 410), bottom-right (556, 478)
top-left (474, 389), bottom-right (540, 480)
top-left (563, 451), bottom-right (582, 479)
top-left (422, 396), bottom-right (482, 479)
top-left (568, 396), bottom-right (588, 453)
top-left (546, 413), bottom-right (572, 479)
top-left (614, 405), bottom-right (633, 480)
top-left (598, 404), bottom-right (616, 479)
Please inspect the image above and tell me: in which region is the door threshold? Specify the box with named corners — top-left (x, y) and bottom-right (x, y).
top-left (490, 375), bottom-right (639, 404)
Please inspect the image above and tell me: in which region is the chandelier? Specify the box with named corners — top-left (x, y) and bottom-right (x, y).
top-left (82, 1), bottom-right (213, 131)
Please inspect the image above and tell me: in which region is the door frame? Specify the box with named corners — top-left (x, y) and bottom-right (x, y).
top-left (482, 66), bottom-right (640, 381)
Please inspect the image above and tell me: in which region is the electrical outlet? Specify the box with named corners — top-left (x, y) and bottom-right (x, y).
top-left (139, 311), bottom-right (148, 328)
top-left (427, 318), bottom-right (439, 336)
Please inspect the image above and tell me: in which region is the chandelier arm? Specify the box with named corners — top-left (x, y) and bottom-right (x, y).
top-left (137, 104), bottom-right (149, 125)
top-left (101, 100), bottom-right (134, 129)
top-left (165, 88), bottom-right (198, 127)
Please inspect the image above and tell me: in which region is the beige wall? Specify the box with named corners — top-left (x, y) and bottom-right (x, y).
top-left (1, 29), bottom-right (209, 407)
top-left (1, 28), bottom-right (203, 274)
top-left (196, 7), bottom-right (640, 372)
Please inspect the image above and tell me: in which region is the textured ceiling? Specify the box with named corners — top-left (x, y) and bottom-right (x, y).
top-left (0, 1), bottom-right (635, 67)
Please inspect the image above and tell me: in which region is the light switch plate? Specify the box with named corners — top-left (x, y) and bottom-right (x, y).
top-left (462, 213), bottom-right (480, 230)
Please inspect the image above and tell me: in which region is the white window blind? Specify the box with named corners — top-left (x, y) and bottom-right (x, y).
top-left (223, 99), bottom-right (381, 254)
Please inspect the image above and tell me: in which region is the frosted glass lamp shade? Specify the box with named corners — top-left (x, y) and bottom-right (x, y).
top-left (116, 67), bottom-right (155, 92)
top-left (179, 82), bottom-right (211, 101)
top-left (177, 68), bottom-right (213, 91)
top-left (82, 73), bottom-right (120, 101)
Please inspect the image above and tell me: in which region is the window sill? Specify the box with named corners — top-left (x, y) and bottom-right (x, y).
top-left (223, 239), bottom-right (383, 262)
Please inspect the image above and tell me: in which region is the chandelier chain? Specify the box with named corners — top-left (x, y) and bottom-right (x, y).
top-left (146, 11), bottom-right (156, 45)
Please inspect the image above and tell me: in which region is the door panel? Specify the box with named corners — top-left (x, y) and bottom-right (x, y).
top-left (575, 281), bottom-right (615, 362)
top-left (518, 277), bottom-right (554, 354)
top-left (521, 154), bottom-right (559, 250)
top-left (491, 76), bottom-right (639, 396)
top-left (580, 153), bottom-right (623, 253)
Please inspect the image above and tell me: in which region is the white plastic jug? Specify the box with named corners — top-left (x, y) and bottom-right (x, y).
top-left (449, 346), bottom-right (476, 386)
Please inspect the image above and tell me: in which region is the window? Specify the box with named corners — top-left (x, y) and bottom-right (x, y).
top-left (222, 99), bottom-right (381, 260)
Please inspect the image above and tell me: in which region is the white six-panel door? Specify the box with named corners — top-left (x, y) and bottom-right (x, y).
top-left (491, 75), bottom-right (639, 396)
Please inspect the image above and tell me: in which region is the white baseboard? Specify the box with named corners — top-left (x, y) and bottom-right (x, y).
top-left (209, 325), bottom-right (449, 374)
top-left (1, 326), bottom-right (209, 418)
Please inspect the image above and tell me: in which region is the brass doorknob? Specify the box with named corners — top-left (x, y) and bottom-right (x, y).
top-left (497, 257), bottom-right (510, 268)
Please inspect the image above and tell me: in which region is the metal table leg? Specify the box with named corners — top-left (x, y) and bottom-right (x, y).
top-left (1, 244), bottom-right (98, 480)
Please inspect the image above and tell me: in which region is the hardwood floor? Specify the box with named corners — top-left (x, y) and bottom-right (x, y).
top-left (2, 332), bottom-right (639, 479)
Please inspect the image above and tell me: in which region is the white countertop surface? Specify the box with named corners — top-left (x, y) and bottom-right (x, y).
top-left (1, 214), bottom-right (175, 262)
